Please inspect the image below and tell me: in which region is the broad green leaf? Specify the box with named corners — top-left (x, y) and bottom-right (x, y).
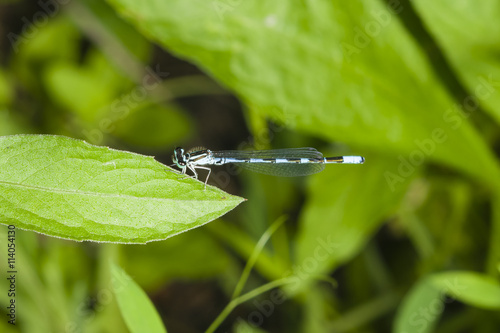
top-left (0, 135), bottom-right (243, 243)
top-left (106, 0), bottom-right (500, 188)
top-left (295, 156), bottom-right (413, 284)
top-left (429, 271), bottom-right (500, 310)
top-left (393, 278), bottom-right (443, 333)
top-left (110, 263), bottom-right (167, 333)
top-left (412, 0), bottom-right (500, 124)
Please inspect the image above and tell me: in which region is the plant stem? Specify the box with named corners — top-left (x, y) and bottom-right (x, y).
top-left (232, 215), bottom-right (287, 299)
top-left (206, 220), bottom-right (288, 280)
top-left (205, 277), bottom-right (296, 333)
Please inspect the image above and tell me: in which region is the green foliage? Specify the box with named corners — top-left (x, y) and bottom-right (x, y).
top-left (394, 277), bottom-right (443, 333)
top-left (295, 156), bottom-right (412, 288)
top-left (122, 228), bottom-right (231, 290)
top-left (110, 263), bottom-right (167, 333)
top-left (107, 0), bottom-right (500, 189)
top-left (413, 1), bottom-right (500, 124)
top-left (0, 135), bottom-right (243, 243)
top-left (395, 271), bottom-right (500, 333)
top-left (111, 102), bottom-right (192, 150)
top-left (0, 69), bottom-right (13, 105)
top-left (1, 0), bottom-right (499, 332)
top-left (429, 271), bottom-right (500, 310)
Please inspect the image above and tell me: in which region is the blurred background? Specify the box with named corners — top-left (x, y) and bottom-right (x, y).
top-left (0, 0), bottom-right (500, 332)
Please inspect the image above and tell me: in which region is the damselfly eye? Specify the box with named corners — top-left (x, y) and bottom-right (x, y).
top-left (173, 147), bottom-right (187, 167)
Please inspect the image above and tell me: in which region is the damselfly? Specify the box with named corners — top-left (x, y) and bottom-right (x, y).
top-left (172, 147), bottom-right (364, 188)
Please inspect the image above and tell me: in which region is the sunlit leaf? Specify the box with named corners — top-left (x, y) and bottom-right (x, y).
top-left (0, 135), bottom-right (243, 243)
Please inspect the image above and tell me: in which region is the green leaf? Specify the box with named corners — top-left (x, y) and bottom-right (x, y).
top-left (393, 278), bottom-right (443, 333)
top-left (412, 0), bottom-right (500, 124)
top-left (429, 271), bottom-right (500, 310)
top-left (295, 155), bottom-right (412, 284)
top-left (394, 271), bottom-right (500, 333)
top-left (110, 262), bottom-right (167, 333)
top-left (0, 135), bottom-right (243, 243)
top-left (106, 0), bottom-right (500, 188)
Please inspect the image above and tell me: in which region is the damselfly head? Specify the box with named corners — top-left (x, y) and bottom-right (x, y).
top-left (172, 147), bottom-right (187, 167)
